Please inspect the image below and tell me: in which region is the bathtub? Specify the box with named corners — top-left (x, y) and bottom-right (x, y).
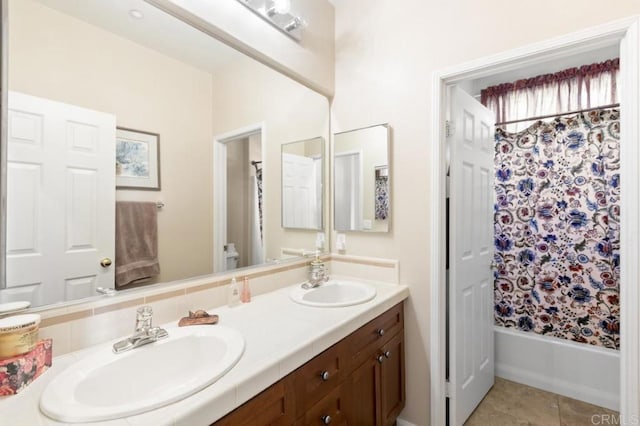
top-left (495, 326), bottom-right (619, 410)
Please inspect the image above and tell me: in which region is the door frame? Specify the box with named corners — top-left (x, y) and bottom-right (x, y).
top-left (430, 17), bottom-right (640, 425)
top-left (212, 122), bottom-right (265, 273)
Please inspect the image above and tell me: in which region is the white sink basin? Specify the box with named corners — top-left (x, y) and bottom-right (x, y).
top-left (290, 280), bottom-right (376, 307)
top-left (40, 325), bottom-right (244, 423)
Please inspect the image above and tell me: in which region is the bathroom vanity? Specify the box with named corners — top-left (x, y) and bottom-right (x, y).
top-left (0, 276), bottom-right (408, 425)
top-left (214, 303), bottom-right (405, 425)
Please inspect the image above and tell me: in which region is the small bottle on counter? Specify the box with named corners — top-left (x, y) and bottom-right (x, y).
top-left (241, 276), bottom-right (251, 303)
top-left (227, 277), bottom-right (240, 307)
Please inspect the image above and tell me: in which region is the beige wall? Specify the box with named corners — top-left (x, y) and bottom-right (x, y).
top-left (332, 1), bottom-right (640, 424)
top-left (158, 0), bottom-right (335, 96)
top-left (210, 55), bottom-right (330, 260)
top-left (9, 0), bottom-right (215, 284)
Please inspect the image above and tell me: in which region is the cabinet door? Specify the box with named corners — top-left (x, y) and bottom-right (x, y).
top-left (380, 332), bottom-right (405, 425)
top-left (213, 378), bottom-right (295, 426)
top-left (347, 355), bottom-right (381, 426)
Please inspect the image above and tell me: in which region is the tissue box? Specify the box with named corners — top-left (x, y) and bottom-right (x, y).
top-left (0, 339), bottom-right (52, 395)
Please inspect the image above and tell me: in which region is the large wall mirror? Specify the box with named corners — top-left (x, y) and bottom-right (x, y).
top-left (281, 137), bottom-right (324, 230)
top-left (1, 0), bottom-right (329, 308)
top-left (334, 124), bottom-right (390, 233)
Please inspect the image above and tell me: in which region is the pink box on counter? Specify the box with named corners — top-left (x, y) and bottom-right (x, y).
top-left (0, 339), bottom-right (52, 395)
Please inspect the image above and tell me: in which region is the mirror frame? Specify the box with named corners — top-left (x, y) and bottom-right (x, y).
top-left (0, 0), bottom-right (7, 289)
top-left (333, 123), bottom-right (391, 233)
top-left (0, 0), bottom-right (331, 308)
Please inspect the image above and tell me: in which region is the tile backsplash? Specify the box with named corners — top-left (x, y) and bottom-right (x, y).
top-left (32, 254), bottom-right (399, 357)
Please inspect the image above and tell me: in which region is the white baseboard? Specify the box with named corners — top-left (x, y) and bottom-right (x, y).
top-left (396, 418), bottom-right (418, 426)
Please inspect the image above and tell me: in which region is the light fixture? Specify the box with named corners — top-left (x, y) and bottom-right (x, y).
top-left (236, 0), bottom-right (305, 42)
top-left (128, 9), bottom-right (144, 20)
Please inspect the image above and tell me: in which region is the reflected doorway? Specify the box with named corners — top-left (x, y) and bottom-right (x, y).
top-left (225, 132), bottom-right (263, 270)
top-left (213, 124), bottom-right (265, 273)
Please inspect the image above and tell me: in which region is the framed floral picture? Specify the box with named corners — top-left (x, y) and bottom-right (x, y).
top-left (115, 127), bottom-right (160, 190)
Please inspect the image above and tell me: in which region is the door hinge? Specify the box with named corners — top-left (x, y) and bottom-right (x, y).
top-left (445, 120), bottom-right (455, 138)
top-left (446, 175), bottom-right (450, 198)
top-left (445, 381), bottom-right (453, 398)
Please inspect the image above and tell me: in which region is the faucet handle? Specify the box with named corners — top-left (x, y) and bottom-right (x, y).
top-left (137, 306), bottom-right (153, 318)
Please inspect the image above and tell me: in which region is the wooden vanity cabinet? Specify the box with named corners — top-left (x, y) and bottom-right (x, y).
top-left (212, 303), bottom-right (404, 426)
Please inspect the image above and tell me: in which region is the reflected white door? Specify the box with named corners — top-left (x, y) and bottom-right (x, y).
top-left (282, 153), bottom-right (317, 228)
top-left (448, 86), bottom-right (495, 425)
top-left (4, 91), bottom-right (116, 305)
top-left (334, 152), bottom-right (362, 230)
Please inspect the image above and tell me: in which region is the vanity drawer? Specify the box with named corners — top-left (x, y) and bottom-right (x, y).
top-left (297, 383), bottom-right (347, 426)
top-left (346, 303), bottom-right (403, 370)
top-left (293, 340), bottom-right (347, 414)
top-left (213, 378), bottom-right (295, 426)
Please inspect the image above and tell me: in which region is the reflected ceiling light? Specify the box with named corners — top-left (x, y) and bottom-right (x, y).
top-left (273, 0), bottom-right (291, 14)
top-left (236, 0), bottom-right (305, 42)
top-left (128, 9), bottom-right (144, 19)
top-left (284, 17), bottom-right (304, 32)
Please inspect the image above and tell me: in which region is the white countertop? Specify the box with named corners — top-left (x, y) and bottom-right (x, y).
top-left (1, 279), bottom-right (409, 426)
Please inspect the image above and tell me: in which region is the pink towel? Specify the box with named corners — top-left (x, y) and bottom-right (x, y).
top-left (115, 202), bottom-right (160, 288)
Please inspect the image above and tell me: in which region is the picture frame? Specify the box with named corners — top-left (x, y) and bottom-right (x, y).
top-left (115, 127), bottom-right (161, 190)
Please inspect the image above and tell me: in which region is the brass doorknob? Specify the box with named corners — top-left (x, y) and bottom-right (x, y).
top-left (100, 258), bottom-right (113, 268)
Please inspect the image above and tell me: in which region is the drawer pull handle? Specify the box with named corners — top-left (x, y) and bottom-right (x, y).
top-left (377, 328), bottom-right (385, 337)
top-left (322, 415), bottom-right (332, 424)
top-left (320, 370), bottom-right (330, 381)
top-left (377, 354), bottom-right (385, 364)
top-left (384, 350), bottom-right (391, 358)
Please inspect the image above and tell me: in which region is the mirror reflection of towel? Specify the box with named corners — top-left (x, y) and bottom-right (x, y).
top-left (115, 202), bottom-right (160, 288)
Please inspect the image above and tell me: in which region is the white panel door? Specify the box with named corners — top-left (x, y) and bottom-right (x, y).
top-left (4, 91), bottom-right (116, 305)
top-left (449, 86), bottom-right (495, 425)
top-left (282, 153), bottom-right (317, 228)
top-left (334, 152), bottom-right (362, 231)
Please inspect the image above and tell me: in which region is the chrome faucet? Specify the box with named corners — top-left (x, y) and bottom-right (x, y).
top-left (112, 306), bottom-right (168, 354)
top-left (302, 253), bottom-right (330, 289)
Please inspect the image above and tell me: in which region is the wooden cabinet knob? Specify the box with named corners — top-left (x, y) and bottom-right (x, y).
top-left (320, 370), bottom-right (330, 381)
top-left (322, 415), bottom-right (332, 424)
top-left (377, 328), bottom-right (385, 337)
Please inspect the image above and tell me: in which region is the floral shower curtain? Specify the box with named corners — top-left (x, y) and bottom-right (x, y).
top-left (255, 166), bottom-right (263, 242)
top-left (493, 109), bottom-right (620, 350)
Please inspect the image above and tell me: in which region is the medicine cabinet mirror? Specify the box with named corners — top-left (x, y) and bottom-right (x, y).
top-left (281, 137), bottom-right (324, 230)
top-left (334, 124), bottom-right (390, 233)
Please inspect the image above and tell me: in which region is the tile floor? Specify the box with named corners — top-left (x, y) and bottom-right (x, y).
top-left (464, 377), bottom-right (619, 426)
